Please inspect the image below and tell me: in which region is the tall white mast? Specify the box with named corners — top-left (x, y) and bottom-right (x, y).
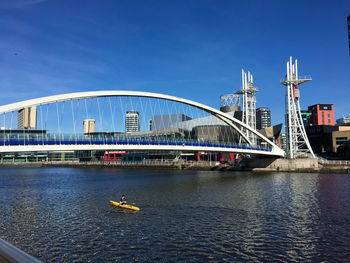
top-left (281, 57), bottom-right (315, 158)
top-left (236, 69), bottom-right (258, 145)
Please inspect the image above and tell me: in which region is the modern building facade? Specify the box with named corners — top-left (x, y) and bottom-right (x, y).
top-left (336, 116), bottom-right (350, 125)
top-left (332, 126), bottom-right (350, 152)
top-left (151, 114), bottom-right (191, 131)
top-left (171, 111), bottom-right (238, 131)
top-left (125, 111), bottom-right (140, 133)
top-left (300, 110), bottom-right (313, 127)
top-left (257, 124), bottom-right (282, 146)
top-left (83, 119), bottom-right (95, 134)
top-left (192, 125), bottom-right (238, 143)
top-left (256, 107), bottom-right (271, 130)
top-left (307, 125), bottom-right (350, 155)
top-left (17, 107), bottom-right (37, 129)
top-left (306, 125), bottom-right (337, 154)
top-left (280, 133), bottom-right (287, 151)
top-left (308, 104), bottom-right (335, 126)
top-left (220, 93), bottom-right (240, 113)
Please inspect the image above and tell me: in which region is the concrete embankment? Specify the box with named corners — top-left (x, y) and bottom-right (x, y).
top-left (235, 158), bottom-right (350, 174)
top-left (0, 158), bottom-right (349, 173)
top-left (0, 161), bottom-right (217, 170)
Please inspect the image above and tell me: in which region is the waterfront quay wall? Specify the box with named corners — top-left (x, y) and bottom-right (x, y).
top-left (241, 158), bottom-right (319, 170)
top-left (238, 158), bottom-right (350, 173)
top-left (1, 158), bottom-right (349, 173)
top-left (0, 160), bottom-right (217, 170)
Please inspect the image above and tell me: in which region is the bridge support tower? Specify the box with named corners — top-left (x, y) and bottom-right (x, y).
top-left (281, 57), bottom-right (315, 159)
top-left (235, 70), bottom-right (258, 145)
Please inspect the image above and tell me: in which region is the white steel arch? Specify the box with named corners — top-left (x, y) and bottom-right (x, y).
top-left (0, 90), bottom-right (285, 156)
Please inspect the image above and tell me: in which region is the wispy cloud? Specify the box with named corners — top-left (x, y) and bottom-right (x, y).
top-left (0, 0), bottom-right (48, 9)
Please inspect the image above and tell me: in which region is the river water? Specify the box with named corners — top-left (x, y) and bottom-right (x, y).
top-left (0, 167), bottom-right (349, 262)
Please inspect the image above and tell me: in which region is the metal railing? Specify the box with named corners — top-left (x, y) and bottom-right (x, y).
top-left (0, 239), bottom-right (41, 263)
top-left (318, 158), bottom-right (350, 166)
top-left (280, 75), bottom-right (312, 83)
top-left (0, 133), bottom-right (272, 152)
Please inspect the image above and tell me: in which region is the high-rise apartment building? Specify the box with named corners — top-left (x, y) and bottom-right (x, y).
top-left (280, 133), bottom-right (287, 151)
top-left (83, 119), bottom-right (95, 134)
top-left (308, 104), bottom-right (335, 126)
top-left (256, 107), bottom-right (271, 130)
top-left (17, 107), bottom-right (37, 129)
top-left (125, 111), bottom-right (140, 132)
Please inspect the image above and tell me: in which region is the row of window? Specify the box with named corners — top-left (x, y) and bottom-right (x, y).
top-left (321, 111), bottom-right (332, 125)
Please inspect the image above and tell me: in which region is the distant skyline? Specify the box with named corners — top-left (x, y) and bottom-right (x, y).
top-left (0, 0), bottom-right (349, 126)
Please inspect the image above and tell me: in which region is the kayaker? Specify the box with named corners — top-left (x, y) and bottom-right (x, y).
top-left (120, 194), bottom-right (127, 205)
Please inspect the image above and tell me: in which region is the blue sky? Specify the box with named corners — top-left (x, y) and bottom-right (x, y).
top-left (0, 0), bottom-right (349, 125)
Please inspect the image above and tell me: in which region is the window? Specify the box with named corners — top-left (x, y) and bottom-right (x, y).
top-left (335, 137), bottom-right (348, 145)
top-left (322, 112), bottom-right (325, 124)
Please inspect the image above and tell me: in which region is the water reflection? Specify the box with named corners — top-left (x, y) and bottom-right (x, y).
top-left (0, 168), bottom-right (349, 262)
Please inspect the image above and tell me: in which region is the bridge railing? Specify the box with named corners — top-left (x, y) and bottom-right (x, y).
top-left (0, 133), bottom-right (272, 152)
top-left (0, 239), bottom-right (41, 263)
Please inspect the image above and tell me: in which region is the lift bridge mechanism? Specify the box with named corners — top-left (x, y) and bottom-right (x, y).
top-left (281, 57), bottom-right (315, 159)
top-left (235, 70), bottom-right (258, 145)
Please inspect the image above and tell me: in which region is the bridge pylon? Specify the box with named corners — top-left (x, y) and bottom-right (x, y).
top-left (281, 57), bottom-right (315, 159)
top-left (235, 69), bottom-right (258, 145)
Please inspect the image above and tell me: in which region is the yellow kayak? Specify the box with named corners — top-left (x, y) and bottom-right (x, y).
top-left (109, 200), bottom-right (140, 211)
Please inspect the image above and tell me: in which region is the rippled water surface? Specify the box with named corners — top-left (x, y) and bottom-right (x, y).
top-left (1, 167), bottom-right (350, 262)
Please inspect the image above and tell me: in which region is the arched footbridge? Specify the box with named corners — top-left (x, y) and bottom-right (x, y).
top-left (0, 91), bottom-right (285, 157)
